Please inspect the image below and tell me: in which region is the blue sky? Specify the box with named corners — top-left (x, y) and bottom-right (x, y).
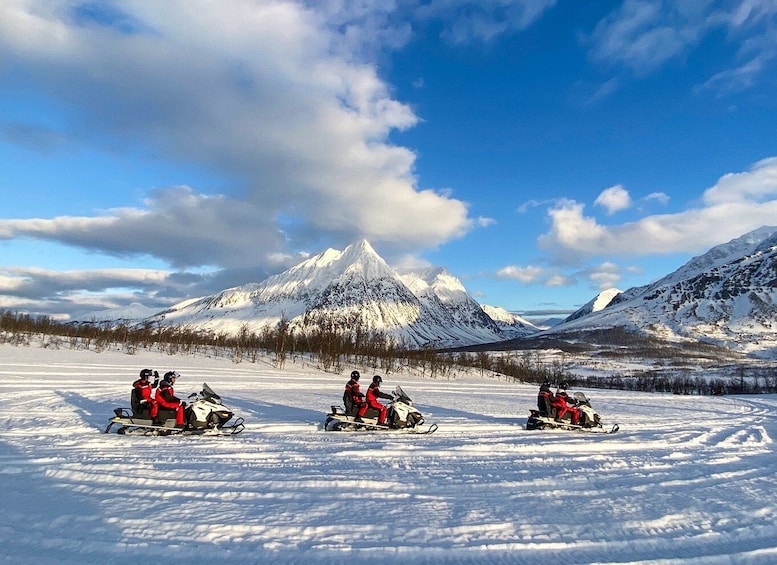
top-left (1, 0), bottom-right (777, 322)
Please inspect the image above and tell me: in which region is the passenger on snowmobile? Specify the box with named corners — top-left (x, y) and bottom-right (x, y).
top-left (552, 382), bottom-right (580, 424)
top-left (357, 375), bottom-right (393, 425)
top-left (343, 370), bottom-right (365, 416)
top-left (154, 371), bottom-right (186, 427)
top-left (131, 369), bottom-right (159, 419)
top-left (537, 379), bottom-right (554, 417)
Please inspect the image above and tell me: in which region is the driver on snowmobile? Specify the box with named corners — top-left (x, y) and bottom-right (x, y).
top-left (552, 382), bottom-right (580, 424)
top-left (154, 371), bottom-right (187, 427)
top-left (343, 370), bottom-right (365, 416)
top-left (356, 375), bottom-right (393, 425)
top-left (132, 369), bottom-right (159, 419)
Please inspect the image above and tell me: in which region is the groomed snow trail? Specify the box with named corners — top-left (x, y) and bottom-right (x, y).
top-left (2, 344), bottom-right (777, 564)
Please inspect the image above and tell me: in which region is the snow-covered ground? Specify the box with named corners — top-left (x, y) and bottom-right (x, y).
top-left (2, 341), bottom-right (777, 564)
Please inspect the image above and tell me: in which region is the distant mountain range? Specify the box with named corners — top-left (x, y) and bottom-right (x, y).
top-left (88, 226), bottom-right (777, 357)
top-left (547, 225), bottom-right (777, 358)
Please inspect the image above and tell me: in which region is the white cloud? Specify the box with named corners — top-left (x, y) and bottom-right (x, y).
top-left (586, 262), bottom-right (622, 290)
top-left (588, 0), bottom-right (777, 93)
top-left (496, 265), bottom-right (545, 283)
top-left (702, 156), bottom-right (777, 204)
top-left (545, 274), bottom-right (572, 287)
top-left (0, 0), bottom-right (471, 268)
top-left (595, 184), bottom-right (632, 215)
top-left (644, 192), bottom-right (670, 205)
top-left (416, 0), bottom-right (557, 44)
top-left (538, 156), bottom-right (777, 260)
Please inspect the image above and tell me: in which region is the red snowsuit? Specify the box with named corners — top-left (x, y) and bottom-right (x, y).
top-left (552, 391), bottom-right (580, 424)
top-left (358, 382), bottom-right (392, 425)
top-left (155, 381), bottom-right (185, 425)
top-left (132, 377), bottom-right (158, 418)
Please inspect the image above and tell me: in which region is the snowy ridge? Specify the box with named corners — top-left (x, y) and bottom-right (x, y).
top-left (564, 288), bottom-right (621, 323)
top-left (550, 226), bottom-right (777, 357)
top-left (149, 240), bottom-right (506, 348)
top-left (481, 304), bottom-right (541, 338)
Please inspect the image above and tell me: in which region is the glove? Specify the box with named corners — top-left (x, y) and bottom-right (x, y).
top-left (152, 378), bottom-right (159, 387)
top-left (153, 370), bottom-right (159, 378)
top-left (181, 401), bottom-right (187, 409)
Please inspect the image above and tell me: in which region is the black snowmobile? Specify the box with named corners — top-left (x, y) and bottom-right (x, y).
top-left (325, 385), bottom-right (437, 434)
top-left (527, 388), bottom-right (618, 434)
top-left (105, 383), bottom-right (244, 436)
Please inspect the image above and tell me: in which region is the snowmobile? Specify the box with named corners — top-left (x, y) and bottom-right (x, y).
top-left (105, 383), bottom-right (245, 436)
top-left (526, 390), bottom-right (618, 434)
top-left (325, 385), bottom-right (437, 434)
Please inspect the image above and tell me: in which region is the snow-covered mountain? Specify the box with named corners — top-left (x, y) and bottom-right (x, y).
top-left (481, 305), bottom-right (541, 338)
top-left (564, 288), bottom-right (622, 323)
top-left (549, 226), bottom-right (777, 357)
top-left (147, 240), bottom-right (507, 348)
top-left (82, 302), bottom-right (163, 323)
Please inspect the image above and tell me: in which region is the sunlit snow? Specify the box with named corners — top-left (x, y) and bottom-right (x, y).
top-left (2, 341), bottom-right (777, 564)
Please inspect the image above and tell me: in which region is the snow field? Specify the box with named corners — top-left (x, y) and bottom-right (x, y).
top-left (2, 343), bottom-right (777, 564)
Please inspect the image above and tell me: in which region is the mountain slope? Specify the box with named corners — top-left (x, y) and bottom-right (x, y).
top-left (564, 288), bottom-right (622, 323)
top-left (148, 240), bottom-right (506, 348)
top-left (481, 305), bottom-right (540, 338)
top-left (549, 226), bottom-right (777, 357)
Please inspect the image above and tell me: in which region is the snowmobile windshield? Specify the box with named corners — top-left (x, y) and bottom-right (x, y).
top-left (573, 391), bottom-right (588, 402)
top-left (202, 383), bottom-right (222, 402)
top-left (394, 386), bottom-right (412, 403)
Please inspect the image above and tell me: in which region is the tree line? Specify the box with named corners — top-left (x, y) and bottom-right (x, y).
top-left (1, 309), bottom-right (774, 395)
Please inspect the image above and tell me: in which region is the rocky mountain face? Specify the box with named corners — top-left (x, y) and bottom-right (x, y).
top-left (550, 226), bottom-right (777, 357)
top-left (147, 240), bottom-right (510, 349)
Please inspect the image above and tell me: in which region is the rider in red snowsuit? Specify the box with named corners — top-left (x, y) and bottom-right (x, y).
top-left (154, 371), bottom-right (186, 426)
top-left (357, 375), bottom-right (393, 425)
top-left (132, 368), bottom-right (159, 418)
top-left (552, 383), bottom-right (580, 424)
top-left (343, 370), bottom-right (365, 415)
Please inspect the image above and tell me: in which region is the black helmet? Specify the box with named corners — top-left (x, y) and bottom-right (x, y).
top-left (163, 371), bottom-right (180, 383)
top-left (351, 370), bottom-right (360, 381)
top-left (558, 381), bottom-right (568, 390)
top-left (139, 368), bottom-right (153, 380)
top-left (372, 375), bottom-right (382, 385)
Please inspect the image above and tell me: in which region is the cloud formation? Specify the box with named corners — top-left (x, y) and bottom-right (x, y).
top-left (538, 156), bottom-right (777, 260)
top-left (0, 0), bottom-right (471, 266)
top-left (588, 0), bottom-right (777, 92)
top-left (595, 184), bottom-right (632, 215)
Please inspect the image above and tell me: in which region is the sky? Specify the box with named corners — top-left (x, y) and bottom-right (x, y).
top-left (4, 340), bottom-right (777, 563)
top-left (1, 0), bottom-right (777, 322)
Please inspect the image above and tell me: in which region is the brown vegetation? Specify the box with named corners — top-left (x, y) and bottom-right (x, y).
top-left (1, 310), bottom-right (773, 395)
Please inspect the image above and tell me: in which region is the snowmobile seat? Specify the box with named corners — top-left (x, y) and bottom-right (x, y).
top-left (155, 407), bottom-right (177, 424)
top-left (537, 392), bottom-right (555, 418)
top-left (130, 388), bottom-right (143, 417)
top-left (130, 388), bottom-right (156, 419)
top-left (343, 392), bottom-right (356, 415)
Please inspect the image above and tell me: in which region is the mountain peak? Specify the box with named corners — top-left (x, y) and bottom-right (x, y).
top-left (148, 240), bottom-right (508, 348)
